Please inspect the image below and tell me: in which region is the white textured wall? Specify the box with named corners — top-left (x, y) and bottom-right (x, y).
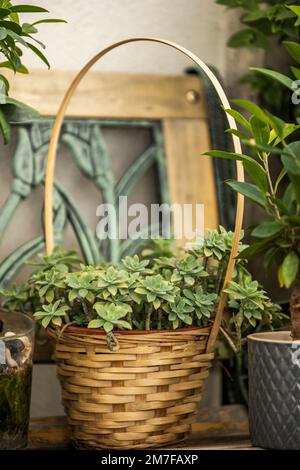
top-left (14, 0), bottom-right (230, 76)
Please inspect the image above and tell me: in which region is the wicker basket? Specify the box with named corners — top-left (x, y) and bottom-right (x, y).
top-left (43, 37), bottom-right (244, 450)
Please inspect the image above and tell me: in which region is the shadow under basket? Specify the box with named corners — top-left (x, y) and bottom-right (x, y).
top-left (49, 326), bottom-right (213, 449)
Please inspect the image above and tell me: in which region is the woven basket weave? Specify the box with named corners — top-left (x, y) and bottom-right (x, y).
top-left (49, 327), bottom-right (212, 449)
top-left (44, 37), bottom-right (244, 449)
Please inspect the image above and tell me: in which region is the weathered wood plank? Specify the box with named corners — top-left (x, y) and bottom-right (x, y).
top-left (4, 70), bottom-right (206, 119)
top-left (163, 118), bottom-right (219, 242)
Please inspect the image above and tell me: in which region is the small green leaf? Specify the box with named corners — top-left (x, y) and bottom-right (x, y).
top-left (0, 20), bottom-right (22, 33)
top-left (283, 41), bottom-right (300, 64)
top-left (26, 42), bottom-right (50, 68)
top-left (287, 5), bottom-right (300, 26)
top-left (104, 321), bottom-right (114, 332)
top-left (0, 8), bottom-right (11, 19)
top-left (10, 5), bottom-right (49, 13)
top-left (238, 239), bottom-right (273, 259)
top-left (281, 252), bottom-right (299, 288)
top-left (228, 28), bottom-right (267, 48)
top-left (250, 67), bottom-right (294, 91)
top-left (32, 19), bottom-right (67, 26)
top-left (88, 319), bottom-right (103, 329)
top-left (250, 115), bottom-right (269, 146)
top-left (291, 66), bottom-right (300, 80)
top-left (223, 107), bottom-right (251, 131)
top-left (232, 99), bottom-right (269, 123)
top-left (251, 222), bottom-right (283, 238)
top-left (281, 142), bottom-right (300, 176)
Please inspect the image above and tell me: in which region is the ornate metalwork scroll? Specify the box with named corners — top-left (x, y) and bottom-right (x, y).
top-left (0, 119), bottom-right (168, 286)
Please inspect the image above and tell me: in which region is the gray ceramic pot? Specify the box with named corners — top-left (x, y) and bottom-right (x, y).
top-left (248, 332), bottom-right (300, 450)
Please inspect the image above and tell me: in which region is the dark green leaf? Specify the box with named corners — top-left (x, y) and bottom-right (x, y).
top-left (250, 115), bottom-right (269, 145)
top-left (225, 128), bottom-right (249, 140)
top-left (250, 67), bottom-right (294, 91)
top-left (228, 28), bottom-right (267, 48)
top-left (281, 252), bottom-right (299, 288)
top-left (283, 41), bottom-right (300, 64)
top-left (287, 5), bottom-right (300, 26)
top-left (0, 7), bottom-right (10, 19)
top-left (26, 42), bottom-right (50, 68)
top-left (291, 66), bottom-right (300, 80)
top-left (0, 20), bottom-right (22, 33)
top-left (227, 180), bottom-right (266, 208)
top-left (0, 60), bottom-right (28, 73)
top-left (232, 98), bottom-right (269, 123)
top-left (223, 107), bottom-right (251, 131)
top-left (238, 239), bottom-right (274, 259)
top-left (283, 182), bottom-right (295, 210)
top-left (10, 5), bottom-right (49, 13)
top-left (205, 149), bottom-right (267, 190)
top-left (281, 142), bottom-right (300, 175)
top-left (289, 174), bottom-right (300, 204)
top-left (32, 19), bottom-right (67, 26)
top-left (251, 221), bottom-right (283, 238)
top-left (3, 96), bottom-right (39, 122)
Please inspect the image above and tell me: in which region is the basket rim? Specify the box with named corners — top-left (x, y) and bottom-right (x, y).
top-left (54, 324), bottom-right (211, 336)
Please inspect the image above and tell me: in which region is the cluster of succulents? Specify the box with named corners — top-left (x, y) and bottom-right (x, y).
top-left (0, 227), bottom-right (286, 350)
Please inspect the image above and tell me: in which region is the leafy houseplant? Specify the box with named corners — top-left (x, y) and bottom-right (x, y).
top-left (0, 2), bottom-right (65, 450)
top-left (207, 90), bottom-right (300, 339)
top-left (206, 43), bottom-right (300, 448)
top-left (1, 228), bottom-right (283, 351)
top-left (216, 0), bottom-right (300, 118)
top-left (0, 1), bottom-right (65, 143)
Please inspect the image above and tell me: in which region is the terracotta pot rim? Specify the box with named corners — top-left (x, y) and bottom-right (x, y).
top-left (58, 324), bottom-right (208, 336)
top-left (247, 330), bottom-right (300, 345)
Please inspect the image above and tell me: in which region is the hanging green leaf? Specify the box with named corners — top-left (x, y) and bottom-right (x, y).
top-left (281, 252), bottom-right (299, 288)
top-left (251, 221), bottom-right (283, 238)
top-left (32, 19), bottom-right (67, 26)
top-left (283, 41), bottom-right (300, 64)
top-left (26, 41), bottom-right (50, 68)
top-left (226, 180), bottom-right (266, 208)
top-left (250, 67), bottom-right (294, 91)
top-left (10, 5), bottom-right (49, 13)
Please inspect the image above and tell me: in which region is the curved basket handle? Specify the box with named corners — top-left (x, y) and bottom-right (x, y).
top-left (44, 37), bottom-right (244, 352)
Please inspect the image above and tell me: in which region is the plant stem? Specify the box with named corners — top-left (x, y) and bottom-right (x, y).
top-left (290, 278), bottom-right (300, 340)
top-left (157, 309), bottom-right (162, 329)
top-left (220, 326), bottom-right (238, 354)
top-left (145, 304), bottom-right (153, 330)
top-left (263, 153), bottom-right (281, 219)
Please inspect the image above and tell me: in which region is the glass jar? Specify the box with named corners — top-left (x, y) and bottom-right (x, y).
top-left (0, 311), bottom-right (35, 449)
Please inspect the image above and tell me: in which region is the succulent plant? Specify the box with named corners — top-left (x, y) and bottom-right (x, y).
top-left (135, 274), bottom-right (178, 309)
top-left (89, 303), bottom-right (132, 333)
top-left (171, 255), bottom-right (208, 286)
top-left (121, 255), bottom-right (151, 274)
top-left (0, 227), bottom-right (285, 351)
top-left (184, 287), bottom-right (218, 322)
top-left (34, 300), bottom-right (69, 328)
top-left (163, 296), bottom-right (194, 329)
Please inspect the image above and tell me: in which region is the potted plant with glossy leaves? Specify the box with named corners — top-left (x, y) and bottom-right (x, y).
top-left (206, 36), bottom-right (300, 449)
